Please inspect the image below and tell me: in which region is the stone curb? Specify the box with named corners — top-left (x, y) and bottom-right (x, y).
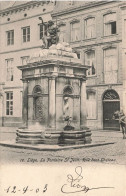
top-left (0, 140), bottom-right (115, 151)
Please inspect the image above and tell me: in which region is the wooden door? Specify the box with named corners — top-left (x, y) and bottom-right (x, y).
top-left (103, 101), bottom-right (120, 130)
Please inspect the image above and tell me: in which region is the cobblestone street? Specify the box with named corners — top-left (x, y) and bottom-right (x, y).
top-left (0, 128), bottom-right (125, 165)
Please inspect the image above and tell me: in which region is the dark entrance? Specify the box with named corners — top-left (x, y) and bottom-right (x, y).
top-left (103, 90), bottom-right (120, 130)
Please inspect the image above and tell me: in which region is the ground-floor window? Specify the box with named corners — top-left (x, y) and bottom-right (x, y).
top-left (6, 92), bottom-right (13, 115)
top-left (86, 91), bottom-right (96, 119)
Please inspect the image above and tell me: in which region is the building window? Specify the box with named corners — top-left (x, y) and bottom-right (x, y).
top-left (40, 24), bottom-right (48, 39)
top-left (68, 0), bottom-right (74, 5)
top-left (6, 59), bottom-right (14, 81)
top-left (59, 25), bottom-right (66, 42)
top-left (104, 13), bottom-right (116, 36)
top-left (85, 50), bottom-right (96, 76)
top-left (86, 91), bottom-right (96, 119)
top-left (104, 48), bottom-right (117, 83)
top-left (124, 19), bottom-right (126, 39)
top-left (85, 17), bottom-right (95, 39)
top-left (70, 21), bottom-right (80, 42)
top-left (22, 26), bottom-right (30, 42)
top-left (6, 30), bottom-right (14, 45)
top-left (6, 92), bottom-right (13, 116)
top-left (21, 56), bottom-right (30, 65)
top-left (76, 52), bottom-right (80, 59)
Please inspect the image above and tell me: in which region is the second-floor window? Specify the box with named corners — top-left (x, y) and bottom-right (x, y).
top-left (6, 92), bottom-right (13, 116)
top-left (68, 0), bottom-right (74, 5)
top-left (104, 47), bottom-right (117, 83)
top-left (85, 50), bottom-right (96, 76)
top-left (6, 59), bottom-right (14, 81)
top-left (21, 56), bottom-right (30, 65)
top-left (40, 24), bottom-right (48, 39)
top-left (85, 17), bottom-right (95, 39)
top-left (86, 91), bottom-right (96, 119)
top-left (70, 21), bottom-right (80, 42)
top-left (6, 30), bottom-right (14, 45)
top-left (124, 19), bottom-right (126, 39)
top-left (59, 25), bottom-right (66, 42)
top-left (104, 13), bottom-right (116, 36)
top-left (22, 26), bottom-right (30, 42)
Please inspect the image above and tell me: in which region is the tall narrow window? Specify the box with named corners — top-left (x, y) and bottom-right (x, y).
top-left (86, 91), bottom-right (96, 119)
top-left (22, 26), bottom-right (30, 42)
top-left (6, 92), bottom-right (13, 115)
top-left (59, 25), bottom-right (66, 42)
top-left (40, 23), bottom-right (48, 39)
top-left (85, 50), bottom-right (96, 76)
top-left (104, 48), bottom-right (117, 83)
top-left (21, 56), bottom-right (30, 65)
top-left (104, 13), bottom-right (116, 36)
top-left (124, 19), bottom-right (126, 39)
top-left (85, 17), bottom-right (95, 39)
top-left (6, 30), bottom-right (14, 45)
top-left (70, 21), bottom-right (80, 42)
top-left (68, 0), bottom-right (74, 5)
top-left (76, 52), bottom-right (80, 59)
top-left (6, 59), bottom-right (14, 81)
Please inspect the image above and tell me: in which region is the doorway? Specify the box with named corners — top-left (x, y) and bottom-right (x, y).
top-left (103, 90), bottom-right (120, 130)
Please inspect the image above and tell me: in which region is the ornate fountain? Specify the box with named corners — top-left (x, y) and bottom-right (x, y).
top-left (16, 20), bottom-right (92, 145)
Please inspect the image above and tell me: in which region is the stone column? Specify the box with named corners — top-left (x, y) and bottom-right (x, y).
top-left (80, 79), bottom-right (87, 128)
top-left (22, 80), bottom-right (28, 126)
top-left (48, 77), bottom-right (56, 128)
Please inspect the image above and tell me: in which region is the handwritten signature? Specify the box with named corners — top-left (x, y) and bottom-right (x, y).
top-left (61, 166), bottom-right (114, 194)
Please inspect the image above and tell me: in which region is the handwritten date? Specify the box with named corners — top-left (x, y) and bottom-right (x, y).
top-left (4, 184), bottom-right (48, 194)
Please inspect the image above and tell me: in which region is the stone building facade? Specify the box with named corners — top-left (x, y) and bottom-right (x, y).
top-left (121, 3), bottom-right (126, 114)
top-left (52, 1), bottom-right (126, 130)
top-left (0, 1), bottom-right (54, 126)
top-left (0, 1), bottom-right (126, 130)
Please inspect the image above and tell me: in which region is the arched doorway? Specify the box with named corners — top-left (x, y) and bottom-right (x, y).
top-left (103, 89), bottom-right (120, 130)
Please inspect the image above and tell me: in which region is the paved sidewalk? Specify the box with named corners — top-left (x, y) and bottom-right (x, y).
top-left (92, 129), bottom-right (123, 142)
top-left (0, 126), bottom-right (18, 132)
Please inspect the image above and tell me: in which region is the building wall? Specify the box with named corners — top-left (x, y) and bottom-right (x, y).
top-left (121, 4), bottom-right (126, 114)
top-left (52, 1), bottom-right (124, 130)
top-left (0, 1), bottom-right (125, 130)
top-left (0, 1), bottom-right (54, 126)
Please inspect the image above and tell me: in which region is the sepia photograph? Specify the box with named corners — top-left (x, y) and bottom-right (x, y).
top-left (0, 0), bottom-right (126, 195)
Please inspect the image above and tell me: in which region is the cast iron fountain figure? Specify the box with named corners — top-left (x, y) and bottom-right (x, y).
top-left (63, 116), bottom-right (74, 131)
top-left (39, 17), bottom-right (59, 49)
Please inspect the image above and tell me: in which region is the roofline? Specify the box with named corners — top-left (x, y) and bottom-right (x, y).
top-left (52, 1), bottom-right (120, 17)
top-left (0, 1), bottom-right (52, 15)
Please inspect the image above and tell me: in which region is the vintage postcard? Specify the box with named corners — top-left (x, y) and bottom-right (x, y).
top-left (0, 0), bottom-right (126, 195)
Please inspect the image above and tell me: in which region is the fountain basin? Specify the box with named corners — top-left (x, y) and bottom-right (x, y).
top-left (16, 127), bottom-right (92, 145)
